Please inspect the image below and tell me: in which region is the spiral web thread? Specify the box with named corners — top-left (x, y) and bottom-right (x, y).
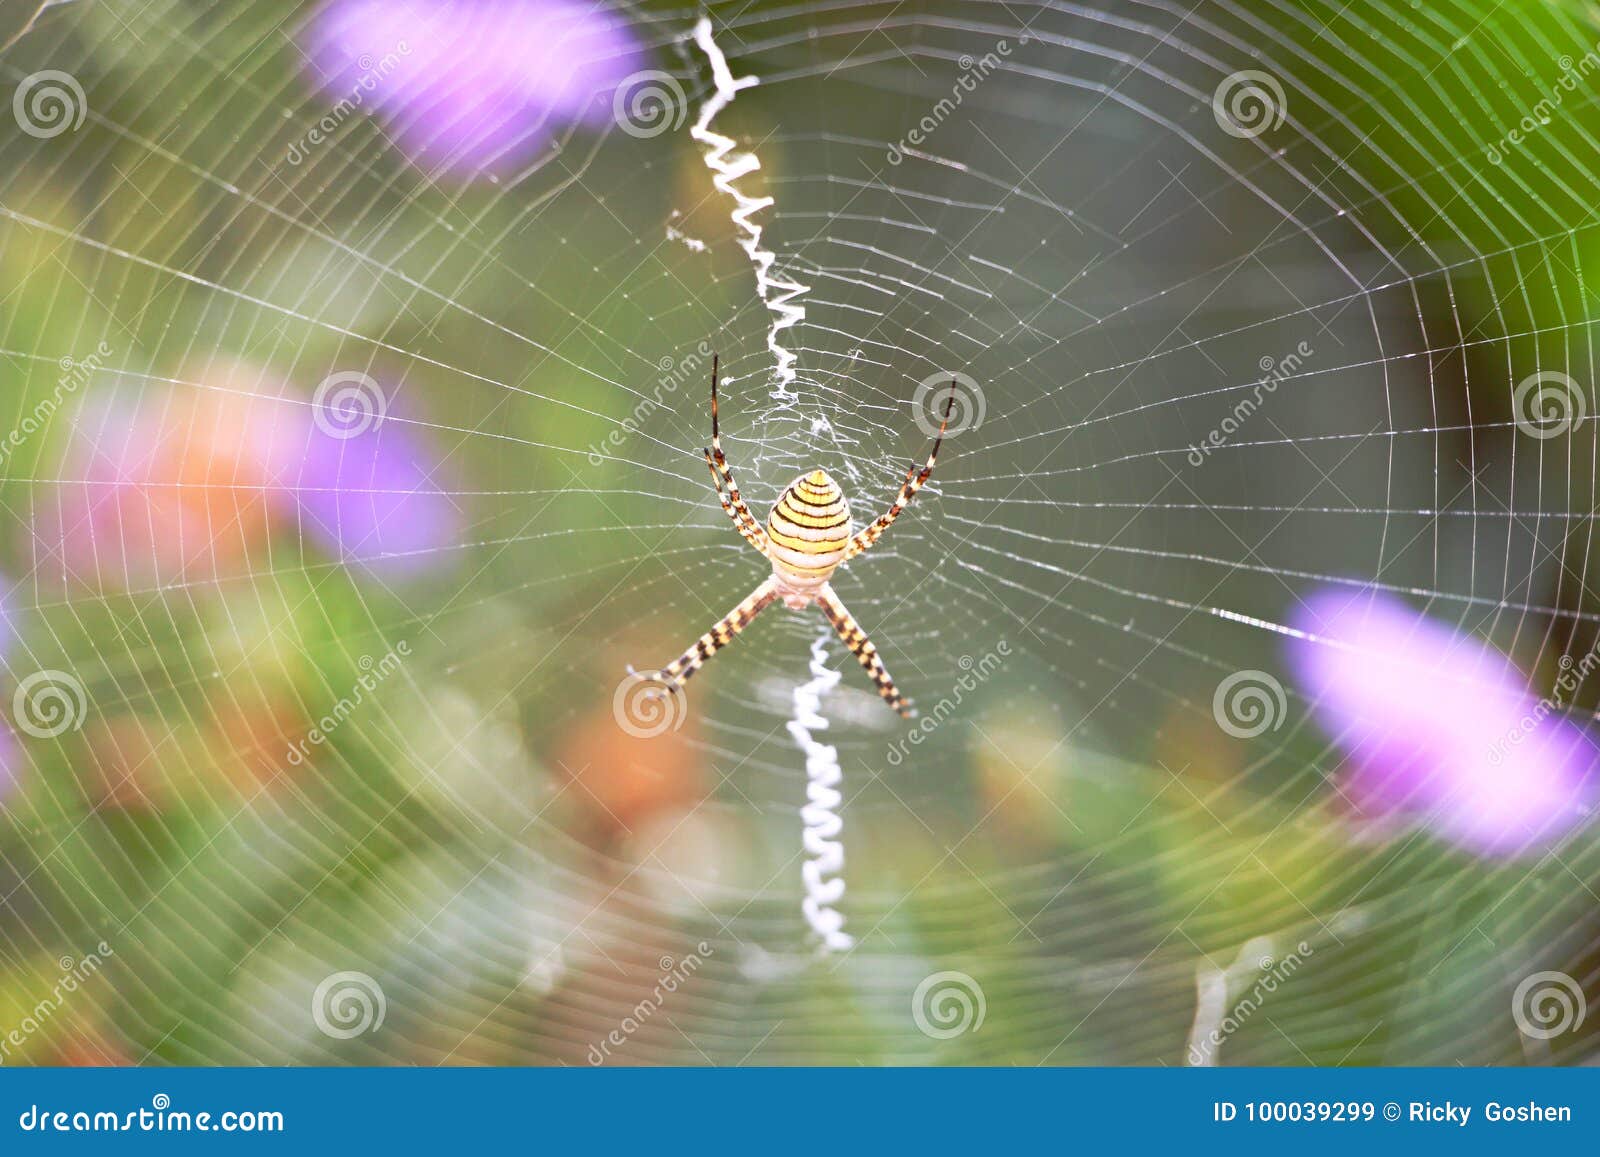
top-left (0, 0), bottom-right (1599, 1065)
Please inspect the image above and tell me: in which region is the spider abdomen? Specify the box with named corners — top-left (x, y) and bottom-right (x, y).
top-left (767, 469), bottom-right (852, 595)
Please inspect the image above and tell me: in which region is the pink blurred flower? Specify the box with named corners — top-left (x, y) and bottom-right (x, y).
top-left (1287, 586), bottom-right (1596, 856)
top-left (32, 380), bottom-right (302, 591)
top-left (302, 0), bottom-right (648, 176)
top-left (31, 364), bottom-right (457, 588)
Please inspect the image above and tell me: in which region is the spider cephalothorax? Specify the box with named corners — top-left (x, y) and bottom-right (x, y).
top-left (637, 356), bottom-right (954, 717)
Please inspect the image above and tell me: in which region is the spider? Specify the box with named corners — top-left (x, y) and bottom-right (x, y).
top-left (638, 356), bottom-right (955, 718)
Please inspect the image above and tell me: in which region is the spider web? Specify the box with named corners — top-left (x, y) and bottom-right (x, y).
top-left (1, 0), bottom-right (1598, 1065)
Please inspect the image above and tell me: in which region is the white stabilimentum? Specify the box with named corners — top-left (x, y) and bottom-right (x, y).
top-left (787, 630), bottom-right (853, 952)
top-left (689, 16), bottom-right (808, 402)
top-left (691, 15), bottom-right (845, 950)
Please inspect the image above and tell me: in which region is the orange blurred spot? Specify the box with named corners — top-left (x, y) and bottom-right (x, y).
top-left (551, 704), bottom-right (705, 842)
top-left (79, 716), bottom-right (172, 810)
top-left (972, 708), bottom-right (1065, 848)
top-left (205, 689), bottom-right (307, 795)
top-left (48, 1033), bottom-right (131, 1067)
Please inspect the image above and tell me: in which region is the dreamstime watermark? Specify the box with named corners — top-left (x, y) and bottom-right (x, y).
top-left (1511, 370), bottom-right (1586, 439)
top-left (1187, 941), bottom-right (1313, 1065)
top-left (311, 370), bottom-right (386, 439)
top-left (1212, 69), bottom-right (1286, 139)
top-left (12, 669), bottom-right (88, 740)
top-left (586, 944), bottom-right (711, 1064)
top-left (912, 970), bottom-right (986, 1039)
top-left (13, 70), bottom-right (87, 139)
top-left (286, 43), bottom-right (411, 165)
top-left (1212, 669), bottom-right (1286, 739)
top-left (1188, 340), bottom-right (1312, 466)
top-left (912, 370), bottom-right (985, 439)
top-left (0, 941), bottom-right (113, 1064)
top-left (1489, 645), bottom-right (1600, 765)
top-left (885, 641), bottom-right (1010, 766)
top-left (284, 642), bottom-right (410, 767)
top-left (887, 39), bottom-right (1019, 164)
top-left (311, 971), bottom-right (385, 1039)
top-left (0, 341), bottom-right (111, 468)
top-left (613, 70), bottom-right (688, 138)
top-left (613, 669), bottom-right (687, 739)
top-left (1486, 45), bottom-right (1600, 164)
top-left (17, 1095), bottom-right (283, 1134)
top-left (586, 341), bottom-right (714, 466)
top-left (1511, 970), bottom-right (1586, 1040)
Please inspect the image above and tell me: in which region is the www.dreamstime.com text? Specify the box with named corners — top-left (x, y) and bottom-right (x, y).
top-left (17, 1095), bottom-right (282, 1134)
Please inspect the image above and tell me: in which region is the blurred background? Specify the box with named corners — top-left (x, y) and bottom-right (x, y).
top-left (0, 0), bottom-right (1597, 1065)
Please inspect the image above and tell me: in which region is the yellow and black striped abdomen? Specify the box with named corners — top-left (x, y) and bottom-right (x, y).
top-left (767, 469), bottom-right (852, 584)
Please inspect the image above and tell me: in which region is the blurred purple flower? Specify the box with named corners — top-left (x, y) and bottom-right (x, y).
top-left (287, 414), bottom-right (459, 578)
top-left (1287, 586), bottom-right (1596, 856)
top-left (303, 0), bottom-right (647, 175)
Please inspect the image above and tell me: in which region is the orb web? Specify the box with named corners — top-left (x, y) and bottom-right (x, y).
top-left (0, 0), bottom-right (1596, 1065)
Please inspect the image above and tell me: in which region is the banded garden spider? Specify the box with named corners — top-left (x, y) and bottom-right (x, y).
top-left (639, 357), bottom-right (955, 718)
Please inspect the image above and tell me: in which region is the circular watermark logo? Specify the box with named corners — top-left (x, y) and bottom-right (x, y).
top-left (1212, 70), bottom-right (1286, 139)
top-left (911, 970), bottom-right (986, 1039)
top-left (913, 372), bottom-right (985, 439)
top-left (613, 70), bottom-right (688, 139)
top-left (1511, 970), bottom-right (1586, 1040)
top-left (1212, 669), bottom-right (1286, 739)
top-left (312, 370), bottom-right (386, 439)
top-left (311, 970), bottom-right (386, 1039)
top-left (12, 669), bottom-right (88, 739)
top-left (613, 669), bottom-right (687, 738)
top-left (1512, 371), bottom-right (1586, 440)
top-left (13, 70), bottom-right (87, 139)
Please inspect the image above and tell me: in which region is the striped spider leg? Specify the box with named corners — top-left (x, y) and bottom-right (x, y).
top-left (843, 382), bottom-right (955, 561)
top-left (815, 583), bottom-right (912, 715)
top-left (640, 363), bottom-right (957, 718)
top-left (654, 576), bottom-right (781, 689)
top-left (703, 355), bottom-right (769, 553)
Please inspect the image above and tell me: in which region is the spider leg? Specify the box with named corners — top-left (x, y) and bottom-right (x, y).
top-left (654, 577), bottom-right (781, 691)
top-left (706, 449), bottom-right (769, 551)
top-left (704, 355), bottom-right (771, 554)
top-left (843, 377), bottom-right (957, 561)
top-left (816, 584), bottom-right (913, 717)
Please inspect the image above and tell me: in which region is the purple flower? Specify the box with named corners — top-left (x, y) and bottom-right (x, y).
top-left (1287, 586), bottom-right (1596, 856)
top-left (287, 412), bottom-right (459, 578)
top-left (302, 0), bottom-right (647, 175)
